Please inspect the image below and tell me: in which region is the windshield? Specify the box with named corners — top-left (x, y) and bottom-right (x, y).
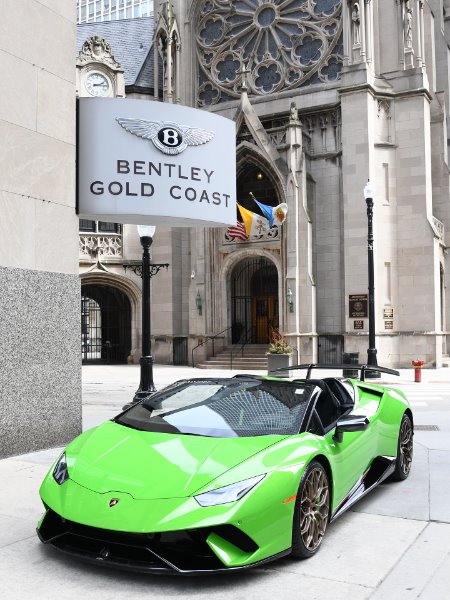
top-left (115, 378), bottom-right (318, 438)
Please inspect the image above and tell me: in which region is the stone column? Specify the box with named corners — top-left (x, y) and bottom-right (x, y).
top-left (175, 40), bottom-right (181, 104)
top-left (166, 36), bottom-right (173, 103)
top-left (342, 0), bottom-right (351, 66)
top-left (285, 108), bottom-right (317, 363)
top-left (365, 0), bottom-right (373, 65)
top-left (153, 38), bottom-right (159, 100)
top-left (394, 94), bottom-right (441, 364)
top-left (341, 89), bottom-right (376, 362)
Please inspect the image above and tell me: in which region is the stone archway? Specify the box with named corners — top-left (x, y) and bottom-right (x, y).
top-left (80, 272), bottom-right (141, 364)
top-left (81, 284), bottom-right (131, 363)
top-left (229, 255), bottom-right (279, 344)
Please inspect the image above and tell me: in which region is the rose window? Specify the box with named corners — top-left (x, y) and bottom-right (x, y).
top-left (196, 0), bottom-right (343, 106)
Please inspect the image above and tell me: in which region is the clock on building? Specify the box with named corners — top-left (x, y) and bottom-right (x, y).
top-left (84, 70), bottom-right (112, 97)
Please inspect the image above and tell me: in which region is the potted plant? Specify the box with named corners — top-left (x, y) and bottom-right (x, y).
top-left (267, 329), bottom-right (293, 378)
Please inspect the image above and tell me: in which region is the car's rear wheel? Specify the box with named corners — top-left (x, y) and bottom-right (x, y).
top-left (291, 460), bottom-right (330, 559)
top-left (390, 413), bottom-right (413, 481)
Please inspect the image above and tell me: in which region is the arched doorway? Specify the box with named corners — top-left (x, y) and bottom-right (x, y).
top-left (231, 257), bottom-right (278, 344)
top-left (81, 284), bottom-right (131, 363)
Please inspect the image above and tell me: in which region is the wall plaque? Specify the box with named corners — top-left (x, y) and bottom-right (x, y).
top-left (384, 320), bottom-right (394, 330)
top-left (354, 320), bottom-right (364, 330)
top-left (383, 308), bottom-right (394, 319)
top-left (349, 294), bottom-right (368, 318)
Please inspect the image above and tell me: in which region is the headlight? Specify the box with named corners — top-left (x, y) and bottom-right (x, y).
top-left (194, 474), bottom-right (265, 507)
top-left (53, 452), bottom-right (69, 485)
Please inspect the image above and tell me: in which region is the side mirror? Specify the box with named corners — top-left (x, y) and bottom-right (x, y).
top-left (333, 415), bottom-right (369, 443)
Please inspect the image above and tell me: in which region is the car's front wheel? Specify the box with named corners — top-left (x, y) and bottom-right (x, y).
top-left (291, 460), bottom-right (330, 559)
top-left (390, 413), bottom-right (413, 481)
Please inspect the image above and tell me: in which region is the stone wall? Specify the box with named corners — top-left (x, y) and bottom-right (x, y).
top-left (0, 268), bottom-right (81, 457)
top-left (0, 1), bottom-right (80, 457)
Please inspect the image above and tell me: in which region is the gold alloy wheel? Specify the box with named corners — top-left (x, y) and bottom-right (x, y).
top-left (399, 417), bottom-right (413, 476)
top-left (300, 466), bottom-right (330, 552)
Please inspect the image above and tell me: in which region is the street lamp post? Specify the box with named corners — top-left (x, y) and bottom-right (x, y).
top-left (123, 225), bottom-right (169, 406)
top-left (364, 181), bottom-right (380, 378)
top-left (136, 225), bottom-right (156, 401)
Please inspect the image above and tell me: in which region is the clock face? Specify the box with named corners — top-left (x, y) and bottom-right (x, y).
top-left (84, 71), bottom-right (111, 97)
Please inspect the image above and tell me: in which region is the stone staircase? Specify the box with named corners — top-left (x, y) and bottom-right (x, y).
top-left (195, 344), bottom-right (268, 371)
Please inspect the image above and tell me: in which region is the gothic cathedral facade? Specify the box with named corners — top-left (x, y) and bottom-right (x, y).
top-left (77, 0), bottom-right (450, 369)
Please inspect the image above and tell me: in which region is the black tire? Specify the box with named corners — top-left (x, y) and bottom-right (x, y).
top-left (390, 413), bottom-right (413, 481)
top-left (291, 460), bottom-right (330, 559)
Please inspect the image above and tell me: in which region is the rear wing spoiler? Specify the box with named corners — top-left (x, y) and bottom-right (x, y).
top-left (274, 363), bottom-right (400, 381)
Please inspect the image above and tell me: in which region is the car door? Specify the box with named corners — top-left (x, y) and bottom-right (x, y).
top-left (311, 386), bottom-right (376, 509)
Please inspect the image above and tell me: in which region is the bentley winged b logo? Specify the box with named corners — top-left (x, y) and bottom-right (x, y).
top-left (116, 118), bottom-right (215, 156)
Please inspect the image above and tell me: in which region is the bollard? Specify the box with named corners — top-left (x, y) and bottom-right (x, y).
top-left (412, 359), bottom-right (424, 383)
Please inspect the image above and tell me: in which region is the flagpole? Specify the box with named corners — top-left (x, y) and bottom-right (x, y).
top-left (249, 191), bottom-right (258, 204)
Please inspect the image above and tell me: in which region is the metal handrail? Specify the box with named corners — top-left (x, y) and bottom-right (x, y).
top-left (191, 326), bottom-right (232, 367)
top-left (230, 325), bottom-right (256, 370)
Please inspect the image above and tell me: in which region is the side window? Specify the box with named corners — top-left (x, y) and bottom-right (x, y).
top-left (339, 379), bottom-right (357, 404)
top-left (315, 391), bottom-right (340, 431)
top-left (324, 378), bottom-right (355, 411)
top-left (307, 410), bottom-right (324, 436)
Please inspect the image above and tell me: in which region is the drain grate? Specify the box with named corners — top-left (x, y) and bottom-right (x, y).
top-left (415, 425), bottom-right (440, 431)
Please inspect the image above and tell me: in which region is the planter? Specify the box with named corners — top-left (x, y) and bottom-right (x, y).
top-left (267, 353), bottom-right (293, 378)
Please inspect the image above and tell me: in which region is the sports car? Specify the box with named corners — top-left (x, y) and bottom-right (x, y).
top-left (37, 364), bottom-right (413, 574)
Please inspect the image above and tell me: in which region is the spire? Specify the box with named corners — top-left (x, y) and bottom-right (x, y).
top-left (237, 62), bottom-right (251, 95)
top-left (167, 0), bottom-right (174, 30)
top-left (154, 0), bottom-right (181, 103)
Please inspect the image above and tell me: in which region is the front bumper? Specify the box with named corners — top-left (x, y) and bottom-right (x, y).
top-left (37, 463), bottom-right (299, 573)
top-left (37, 508), bottom-right (290, 574)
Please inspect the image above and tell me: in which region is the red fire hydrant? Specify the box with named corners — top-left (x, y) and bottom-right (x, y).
top-left (412, 359), bottom-right (424, 383)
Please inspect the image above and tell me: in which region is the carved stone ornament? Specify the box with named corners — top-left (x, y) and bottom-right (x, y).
top-left (79, 234), bottom-right (123, 259)
top-left (351, 2), bottom-right (361, 47)
top-left (224, 224), bottom-right (280, 243)
top-left (404, 0), bottom-right (413, 49)
top-left (196, 0), bottom-right (344, 106)
top-left (377, 99), bottom-right (390, 117)
top-left (289, 101), bottom-right (300, 123)
top-left (76, 36), bottom-right (123, 71)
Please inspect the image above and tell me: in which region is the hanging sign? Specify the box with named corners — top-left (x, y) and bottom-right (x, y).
top-left (77, 98), bottom-right (236, 226)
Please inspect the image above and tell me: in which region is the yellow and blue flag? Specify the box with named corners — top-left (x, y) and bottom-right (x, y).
top-left (249, 192), bottom-right (288, 228)
top-left (255, 200), bottom-right (275, 227)
top-left (238, 204), bottom-right (270, 237)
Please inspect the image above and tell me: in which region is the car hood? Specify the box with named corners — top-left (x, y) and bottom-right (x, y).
top-left (66, 421), bottom-right (285, 499)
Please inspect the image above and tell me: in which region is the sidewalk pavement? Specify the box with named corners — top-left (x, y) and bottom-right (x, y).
top-left (0, 364), bottom-right (450, 599)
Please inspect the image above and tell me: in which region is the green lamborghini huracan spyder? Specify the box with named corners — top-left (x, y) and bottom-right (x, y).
top-left (37, 365), bottom-right (413, 574)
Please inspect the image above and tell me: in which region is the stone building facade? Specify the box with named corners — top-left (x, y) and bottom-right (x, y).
top-left (77, 0), bottom-right (450, 370)
top-left (0, 1), bottom-right (81, 457)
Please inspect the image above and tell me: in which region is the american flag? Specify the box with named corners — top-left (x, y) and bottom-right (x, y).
top-left (226, 221), bottom-right (248, 241)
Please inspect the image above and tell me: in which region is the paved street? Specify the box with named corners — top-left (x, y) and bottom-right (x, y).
top-left (1, 364), bottom-right (450, 599)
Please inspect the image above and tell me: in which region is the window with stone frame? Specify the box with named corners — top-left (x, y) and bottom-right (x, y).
top-left (195, 0), bottom-right (344, 106)
top-left (79, 220), bottom-right (121, 234)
